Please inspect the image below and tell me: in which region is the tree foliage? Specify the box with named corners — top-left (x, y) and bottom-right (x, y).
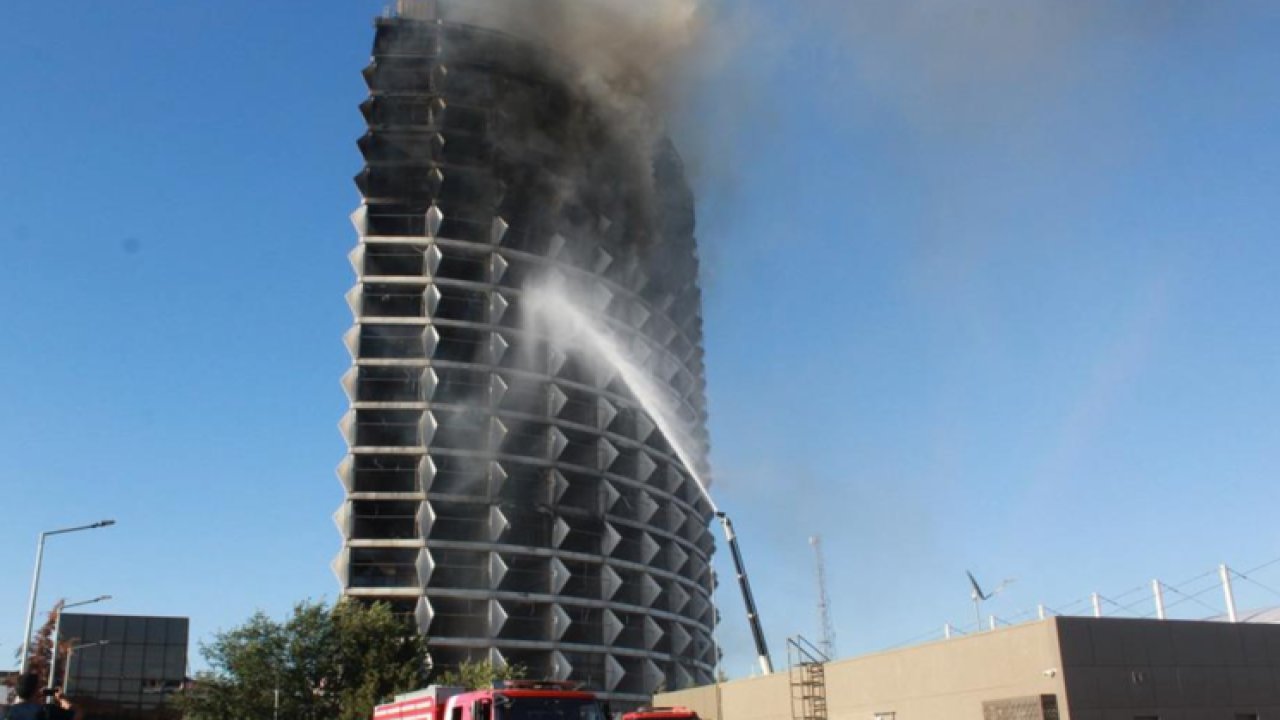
top-left (11, 600), bottom-right (63, 689)
top-left (178, 600), bottom-right (428, 720)
top-left (433, 660), bottom-right (526, 691)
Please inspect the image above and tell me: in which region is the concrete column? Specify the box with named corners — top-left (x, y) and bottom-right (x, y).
top-left (1091, 592), bottom-right (1103, 618)
top-left (1152, 579), bottom-right (1166, 620)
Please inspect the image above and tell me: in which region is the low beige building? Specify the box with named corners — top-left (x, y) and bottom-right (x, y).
top-left (655, 616), bottom-right (1280, 720)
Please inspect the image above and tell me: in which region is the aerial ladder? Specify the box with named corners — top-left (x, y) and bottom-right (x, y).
top-left (716, 512), bottom-right (774, 675)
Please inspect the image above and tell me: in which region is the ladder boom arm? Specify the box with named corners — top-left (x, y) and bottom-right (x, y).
top-left (717, 512), bottom-right (774, 675)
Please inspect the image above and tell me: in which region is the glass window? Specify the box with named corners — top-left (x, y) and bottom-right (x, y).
top-left (142, 645), bottom-right (166, 677)
top-left (122, 645), bottom-right (146, 678)
top-left (168, 620), bottom-right (190, 646)
top-left (60, 615), bottom-right (87, 640)
top-left (165, 646), bottom-right (187, 678)
top-left (102, 642), bottom-right (125, 673)
top-left (76, 649), bottom-right (104, 677)
top-left (104, 617), bottom-right (129, 643)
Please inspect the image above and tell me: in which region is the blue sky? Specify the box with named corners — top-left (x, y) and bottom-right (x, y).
top-left (2, 0), bottom-right (1280, 679)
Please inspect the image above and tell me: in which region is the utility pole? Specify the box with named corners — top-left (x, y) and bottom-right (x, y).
top-left (48, 595), bottom-right (112, 690)
top-left (62, 641), bottom-right (109, 693)
top-left (810, 535), bottom-right (837, 660)
top-left (1220, 564), bottom-right (1238, 623)
top-left (19, 520), bottom-right (116, 673)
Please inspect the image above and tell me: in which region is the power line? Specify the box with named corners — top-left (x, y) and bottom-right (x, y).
top-left (1108, 584), bottom-right (1148, 603)
top-left (1234, 573), bottom-right (1280, 602)
top-left (1107, 591), bottom-right (1158, 616)
top-left (884, 626), bottom-right (947, 650)
top-left (1240, 555), bottom-right (1280, 577)
top-left (1171, 566), bottom-right (1220, 589)
top-left (885, 554), bottom-right (1280, 651)
top-left (1161, 579), bottom-right (1223, 615)
top-left (1050, 596), bottom-right (1092, 615)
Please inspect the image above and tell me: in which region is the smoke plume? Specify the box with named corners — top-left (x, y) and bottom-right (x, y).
top-left (436, 0), bottom-right (705, 109)
top-left (423, 0), bottom-right (712, 251)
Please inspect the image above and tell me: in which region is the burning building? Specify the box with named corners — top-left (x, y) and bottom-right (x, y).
top-left (332, 0), bottom-right (716, 702)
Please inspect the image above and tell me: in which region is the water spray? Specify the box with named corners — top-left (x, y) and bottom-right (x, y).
top-left (524, 279), bottom-right (776, 675)
top-left (523, 280), bottom-right (718, 512)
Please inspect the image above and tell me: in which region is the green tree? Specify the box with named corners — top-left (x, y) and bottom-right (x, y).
top-left (329, 600), bottom-right (433, 720)
top-left (433, 660), bottom-right (526, 690)
top-left (178, 600), bottom-right (428, 720)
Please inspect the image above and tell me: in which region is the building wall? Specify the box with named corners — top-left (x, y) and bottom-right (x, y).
top-left (658, 618), bottom-right (1280, 720)
top-left (822, 621), bottom-right (1065, 719)
top-left (56, 613), bottom-right (188, 720)
top-left (1058, 617), bottom-right (1280, 720)
top-left (657, 621), bottom-right (1065, 720)
top-left (334, 1), bottom-right (716, 703)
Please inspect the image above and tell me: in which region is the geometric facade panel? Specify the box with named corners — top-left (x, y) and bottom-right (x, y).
top-left (337, 0), bottom-right (717, 704)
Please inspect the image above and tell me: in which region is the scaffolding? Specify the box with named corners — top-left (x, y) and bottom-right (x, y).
top-left (788, 636), bottom-right (829, 720)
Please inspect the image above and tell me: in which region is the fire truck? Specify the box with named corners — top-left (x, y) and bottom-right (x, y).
top-left (374, 681), bottom-right (610, 720)
top-left (621, 707), bottom-right (700, 720)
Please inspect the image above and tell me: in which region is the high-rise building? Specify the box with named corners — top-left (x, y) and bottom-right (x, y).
top-left (333, 0), bottom-right (716, 702)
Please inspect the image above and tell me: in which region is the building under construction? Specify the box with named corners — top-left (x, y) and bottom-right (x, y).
top-left (332, 0), bottom-right (717, 702)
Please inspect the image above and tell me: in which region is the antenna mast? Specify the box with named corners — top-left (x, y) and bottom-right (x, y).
top-left (810, 535), bottom-right (837, 659)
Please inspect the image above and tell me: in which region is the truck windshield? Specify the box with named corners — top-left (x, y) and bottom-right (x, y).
top-left (497, 697), bottom-right (605, 720)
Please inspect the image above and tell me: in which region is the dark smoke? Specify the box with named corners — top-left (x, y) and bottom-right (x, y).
top-left (421, 0), bottom-right (709, 257)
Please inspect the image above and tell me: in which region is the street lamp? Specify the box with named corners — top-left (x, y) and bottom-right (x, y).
top-left (18, 520), bottom-right (116, 674)
top-left (47, 595), bottom-right (112, 690)
top-left (62, 641), bottom-right (109, 694)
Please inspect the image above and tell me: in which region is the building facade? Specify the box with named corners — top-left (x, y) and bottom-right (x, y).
top-left (657, 617), bottom-right (1280, 720)
top-left (55, 613), bottom-right (188, 720)
top-left (333, 0), bottom-right (717, 702)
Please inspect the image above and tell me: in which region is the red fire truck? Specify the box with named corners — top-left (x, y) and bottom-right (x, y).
top-left (374, 681), bottom-right (610, 720)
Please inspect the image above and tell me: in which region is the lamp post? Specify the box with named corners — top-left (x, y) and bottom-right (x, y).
top-left (18, 520), bottom-right (116, 674)
top-left (62, 641), bottom-right (109, 694)
top-left (47, 595), bottom-right (112, 690)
